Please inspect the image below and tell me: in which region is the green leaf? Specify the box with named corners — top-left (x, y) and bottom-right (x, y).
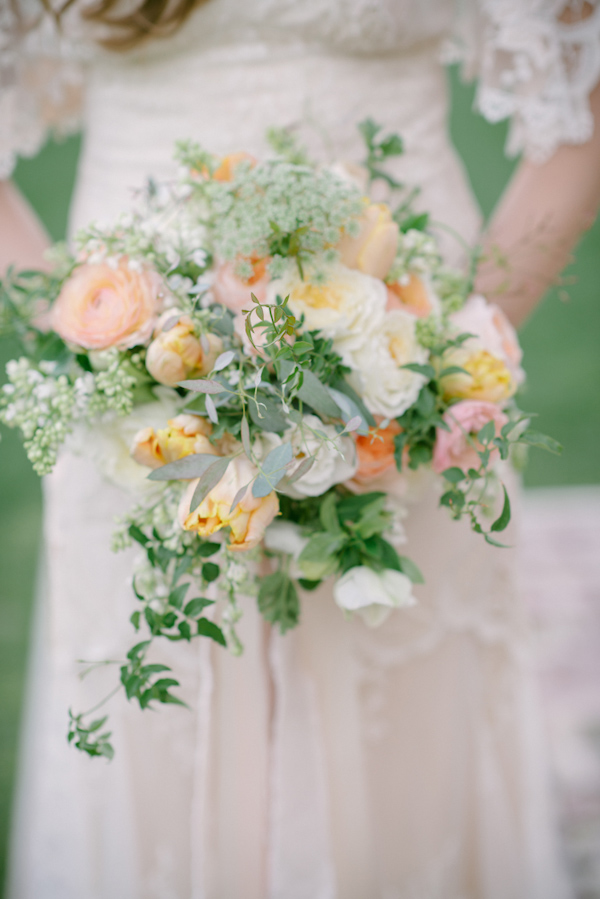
top-left (397, 555), bottom-right (425, 584)
top-left (168, 583), bottom-right (190, 609)
top-left (126, 640), bottom-right (150, 661)
top-left (296, 369), bottom-right (342, 418)
top-left (257, 571), bottom-right (300, 633)
top-left (197, 617), bottom-right (227, 646)
top-left (197, 541), bottom-right (221, 558)
top-left (330, 379), bottom-right (376, 428)
top-left (128, 524), bottom-right (149, 546)
top-left (189, 457), bottom-right (231, 510)
top-left (416, 387), bottom-right (436, 417)
top-left (402, 363), bottom-right (435, 380)
top-left (130, 610), bottom-right (141, 631)
top-left (519, 430), bottom-right (563, 455)
top-left (148, 452), bottom-right (222, 482)
top-left (298, 532), bottom-right (344, 580)
top-left (202, 562), bottom-right (220, 583)
top-left (319, 492), bottom-right (342, 534)
top-left (442, 467), bottom-right (466, 484)
top-left (490, 485), bottom-right (511, 533)
top-left (337, 492), bottom-right (387, 520)
top-left (212, 350), bottom-right (236, 372)
top-left (438, 365), bottom-right (470, 378)
top-left (178, 621), bottom-right (192, 641)
top-left (477, 420), bottom-right (496, 445)
top-left (184, 597), bottom-right (214, 617)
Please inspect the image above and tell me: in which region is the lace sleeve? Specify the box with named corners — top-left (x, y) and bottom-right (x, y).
top-left (0, 3), bottom-right (84, 179)
top-left (447, 0), bottom-right (600, 162)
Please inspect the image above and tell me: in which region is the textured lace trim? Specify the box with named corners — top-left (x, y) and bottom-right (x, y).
top-left (446, 0), bottom-right (600, 162)
top-left (0, 5), bottom-right (84, 178)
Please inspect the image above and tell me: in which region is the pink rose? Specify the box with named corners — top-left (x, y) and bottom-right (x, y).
top-left (212, 259), bottom-right (269, 315)
top-left (451, 295), bottom-right (524, 383)
top-left (432, 400), bottom-right (508, 474)
top-left (51, 260), bottom-right (164, 350)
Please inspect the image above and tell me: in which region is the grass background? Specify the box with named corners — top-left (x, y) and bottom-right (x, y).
top-left (1, 69), bottom-right (598, 890)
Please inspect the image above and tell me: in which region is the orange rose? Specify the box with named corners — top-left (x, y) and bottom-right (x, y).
top-left (131, 414), bottom-right (216, 469)
top-left (337, 203), bottom-right (399, 280)
top-left (179, 456), bottom-right (279, 552)
top-left (212, 257), bottom-right (269, 315)
top-left (51, 260), bottom-right (163, 350)
top-left (355, 418), bottom-right (402, 482)
top-left (145, 311), bottom-right (223, 387)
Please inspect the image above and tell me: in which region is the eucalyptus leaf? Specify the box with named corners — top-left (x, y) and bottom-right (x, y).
top-left (296, 369), bottom-right (342, 418)
top-left (284, 454), bottom-right (316, 484)
top-left (519, 430), bottom-right (562, 454)
top-left (249, 394), bottom-right (288, 432)
top-left (230, 481), bottom-right (250, 513)
top-left (253, 442), bottom-right (293, 497)
top-left (189, 456), bottom-right (231, 511)
top-left (212, 350), bottom-right (236, 372)
top-left (205, 394), bottom-right (219, 424)
top-left (148, 453), bottom-right (221, 482)
top-left (397, 555), bottom-right (425, 584)
top-left (178, 378), bottom-right (226, 394)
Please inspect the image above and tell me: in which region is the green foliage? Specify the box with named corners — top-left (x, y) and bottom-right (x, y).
top-left (257, 570), bottom-right (300, 633)
top-left (68, 711), bottom-right (114, 760)
top-left (358, 118), bottom-right (404, 188)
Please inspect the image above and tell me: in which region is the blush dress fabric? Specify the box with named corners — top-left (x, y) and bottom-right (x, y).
top-left (3, 1), bottom-right (600, 896)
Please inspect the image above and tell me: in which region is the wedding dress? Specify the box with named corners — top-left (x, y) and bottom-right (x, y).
top-left (3, 2), bottom-right (600, 897)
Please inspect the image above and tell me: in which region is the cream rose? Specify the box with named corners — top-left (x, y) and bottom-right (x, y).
top-left (347, 309), bottom-right (428, 418)
top-left (267, 263), bottom-right (386, 359)
top-left (178, 456), bottom-right (279, 552)
top-left (256, 417), bottom-right (358, 499)
top-left (336, 202), bottom-right (399, 280)
top-left (145, 311), bottom-right (223, 387)
top-left (450, 294), bottom-right (524, 383)
top-left (333, 566), bottom-right (416, 627)
top-left (131, 414), bottom-right (216, 469)
top-left (51, 260), bottom-right (164, 350)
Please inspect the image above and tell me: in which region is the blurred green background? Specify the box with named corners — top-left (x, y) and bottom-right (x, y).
top-left (0, 69), bottom-right (599, 890)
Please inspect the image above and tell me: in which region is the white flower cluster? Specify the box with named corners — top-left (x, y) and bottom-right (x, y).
top-left (0, 358), bottom-right (77, 475)
top-left (387, 229), bottom-right (442, 284)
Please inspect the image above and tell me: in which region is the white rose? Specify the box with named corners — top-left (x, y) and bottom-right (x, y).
top-left (286, 415), bottom-right (358, 498)
top-left (333, 566), bottom-right (416, 627)
top-left (267, 262), bottom-right (386, 360)
top-left (451, 294), bottom-right (524, 384)
top-left (347, 309), bottom-right (428, 418)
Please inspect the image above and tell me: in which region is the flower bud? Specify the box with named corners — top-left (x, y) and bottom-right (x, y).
top-left (145, 312), bottom-right (222, 387)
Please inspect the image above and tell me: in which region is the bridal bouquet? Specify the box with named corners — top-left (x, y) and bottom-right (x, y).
top-left (0, 122), bottom-right (559, 758)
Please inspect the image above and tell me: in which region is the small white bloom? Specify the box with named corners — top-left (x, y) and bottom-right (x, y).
top-left (334, 566), bottom-right (416, 627)
top-left (347, 309), bottom-right (428, 418)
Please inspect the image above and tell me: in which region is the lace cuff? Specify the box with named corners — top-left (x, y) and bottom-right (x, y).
top-left (446, 0), bottom-right (600, 162)
top-left (0, 5), bottom-right (84, 179)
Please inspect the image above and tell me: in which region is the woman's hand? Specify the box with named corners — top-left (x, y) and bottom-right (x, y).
top-left (0, 180), bottom-right (50, 274)
top-left (475, 80), bottom-right (600, 328)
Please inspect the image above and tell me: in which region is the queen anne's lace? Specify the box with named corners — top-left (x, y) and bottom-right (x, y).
top-left (448, 0), bottom-right (600, 161)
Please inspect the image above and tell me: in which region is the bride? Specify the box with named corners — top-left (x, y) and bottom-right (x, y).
top-left (2, 1), bottom-right (600, 897)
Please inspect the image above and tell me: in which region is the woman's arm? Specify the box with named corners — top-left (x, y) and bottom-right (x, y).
top-left (475, 80), bottom-right (600, 328)
top-left (0, 180), bottom-right (50, 274)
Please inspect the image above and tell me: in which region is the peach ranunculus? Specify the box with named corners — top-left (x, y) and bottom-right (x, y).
top-left (354, 418), bottom-right (402, 482)
top-left (51, 260), bottom-right (164, 350)
top-left (336, 202), bottom-right (399, 280)
top-left (386, 273), bottom-right (441, 319)
top-left (441, 348), bottom-right (515, 404)
top-left (145, 311), bottom-right (223, 387)
top-left (178, 455), bottom-right (279, 552)
top-left (432, 400), bottom-right (509, 474)
top-left (212, 258), bottom-right (269, 315)
top-left (450, 294), bottom-right (524, 383)
top-left (131, 414), bottom-right (216, 470)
